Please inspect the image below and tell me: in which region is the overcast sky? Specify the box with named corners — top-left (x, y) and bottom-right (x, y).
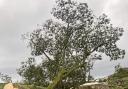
top-left (0, 0), bottom-right (128, 82)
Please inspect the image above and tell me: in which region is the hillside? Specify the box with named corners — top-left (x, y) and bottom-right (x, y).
top-left (0, 83), bottom-right (5, 89)
top-left (108, 68), bottom-right (128, 89)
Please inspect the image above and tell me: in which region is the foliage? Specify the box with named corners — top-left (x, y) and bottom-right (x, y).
top-left (19, 0), bottom-right (125, 89)
top-left (17, 58), bottom-right (48, 87)
top-left (0, 73), bottom-right (12, 83)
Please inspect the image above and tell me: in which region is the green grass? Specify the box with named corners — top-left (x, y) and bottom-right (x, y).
top-left (0, 83), bottom-right (5, 89)
top-left (14, 84), bottom-right (46, 89)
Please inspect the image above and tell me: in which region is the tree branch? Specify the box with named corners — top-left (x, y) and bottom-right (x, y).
top-left (43, 51), bottom-right (52, 61)
top-left (90, 38), bottom-right (112, 54)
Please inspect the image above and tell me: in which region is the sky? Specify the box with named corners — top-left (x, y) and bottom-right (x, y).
top-left (0, 0), bottom-right (128, 82)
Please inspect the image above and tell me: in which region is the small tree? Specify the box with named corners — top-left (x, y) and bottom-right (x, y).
top-left (0, 73), bottom-right (12, 83)
top-left (19, 0), bottom-right (125, 89)
top-left (17, 57), bottom-right (49, 86)
top-left (115, 64), bottom-right (121, 73)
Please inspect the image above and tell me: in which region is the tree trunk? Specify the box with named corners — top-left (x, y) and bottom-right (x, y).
top-left (47, 68), bottom-right (66, 89)
top-left (46, 63), bottom-right (85, 89)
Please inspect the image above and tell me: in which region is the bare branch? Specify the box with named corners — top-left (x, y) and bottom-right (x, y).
top-left (43, 51), bottom-right (52, 61)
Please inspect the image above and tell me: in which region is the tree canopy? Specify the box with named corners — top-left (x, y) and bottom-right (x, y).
top-left (18, 0), bottom-right (125, 89)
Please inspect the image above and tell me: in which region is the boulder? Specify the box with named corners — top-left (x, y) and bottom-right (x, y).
top-left (3, 83), bottom-right (14, 89)
top-left (3, 83), bottom-right (18, 89)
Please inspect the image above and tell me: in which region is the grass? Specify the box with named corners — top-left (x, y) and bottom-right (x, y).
top-left (108, 68), bottom-right (128, 89)
top-left (0, 83), bottom-right (5, 89)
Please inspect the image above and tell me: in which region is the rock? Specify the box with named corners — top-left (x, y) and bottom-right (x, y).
top-left (3, 83), bottom-right (14, 89)
top-left (3, 83), bottom-right (18, 89)
top-left (13, 88), bottom-right (18, 89)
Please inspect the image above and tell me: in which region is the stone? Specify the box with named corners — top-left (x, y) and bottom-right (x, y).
top-left (3, 83), bottom-right (18, 89)
top-left (3, 83), bottom-right (14, 89)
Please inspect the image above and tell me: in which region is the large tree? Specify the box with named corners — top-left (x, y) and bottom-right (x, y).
top-left (19, 0), bottom-right (125, 89)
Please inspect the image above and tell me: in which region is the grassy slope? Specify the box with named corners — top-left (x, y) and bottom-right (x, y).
top-left (108, 68), bottom-right (128, 89)
top-left (0, 83), bottom-right (5, 89)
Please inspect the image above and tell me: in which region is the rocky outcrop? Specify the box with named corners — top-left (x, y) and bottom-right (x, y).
top-left (3, 83), bottom-right (18, 89)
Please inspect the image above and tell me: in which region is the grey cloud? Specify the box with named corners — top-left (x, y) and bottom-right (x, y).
top-left (0, 0), bottom-right (54, 82)
top-left (103, 0), bottom-right (128, 26)
top-left (91, 57), bottom-right (128, 78)
top-left (0, 0), bottom-right (54, 55)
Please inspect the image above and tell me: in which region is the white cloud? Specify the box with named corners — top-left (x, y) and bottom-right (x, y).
top-left (0, 0), bottom-right (5, 7)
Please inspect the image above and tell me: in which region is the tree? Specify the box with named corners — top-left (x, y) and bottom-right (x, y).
top-left (115, 63), bottom-right (121, 73)
top-left (18, 56), bottom-right (94, 88)
top-left (0, 73), bottom-right (12, 83)
top-left (18, 57), bottom-right (36, 84)
top-left (17, 57), bottom-right (49, 87)
top-left (19, 0), bottom-right (125, 89)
